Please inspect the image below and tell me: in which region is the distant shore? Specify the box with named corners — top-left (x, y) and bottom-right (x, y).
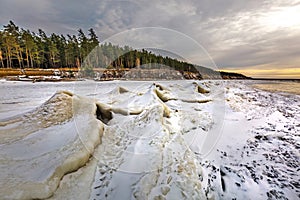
top-left (0, 68), bottom-right (253, 82)
top-left (2, 68), bottom-right (298, 82)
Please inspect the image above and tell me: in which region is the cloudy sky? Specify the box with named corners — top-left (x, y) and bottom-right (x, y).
top-left (1, 0), bottom-right (300, 78)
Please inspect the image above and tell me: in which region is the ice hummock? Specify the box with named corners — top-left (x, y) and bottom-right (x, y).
top-left (0, 91), bottom-right (104, 199)
top-left (89, 83), bottom-right (208, 200)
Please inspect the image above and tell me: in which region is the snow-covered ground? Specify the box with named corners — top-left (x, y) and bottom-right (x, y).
top-left (0, 80), bottom-right (299, 199)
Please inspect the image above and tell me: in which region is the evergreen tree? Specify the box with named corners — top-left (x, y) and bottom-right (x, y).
top-left (38, 29), bottom-right (50, 68)
top-left (49, 33), bottom-right (60, 67)
top-left (20, 29), bottom-right (37, 68)
top-left (78, 29), bottom-right (89, 63)
top-left (88, 28), bottom-right (99, 49)
top-left (0, 31), bottom-right (4, 68)
top-left (2, 21), bottom-right (20, 68)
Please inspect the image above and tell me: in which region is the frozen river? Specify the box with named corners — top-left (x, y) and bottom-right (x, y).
top-left (0, 80), bottom-right (299, 199)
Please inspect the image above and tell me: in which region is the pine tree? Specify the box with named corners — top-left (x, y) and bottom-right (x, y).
top-left (78, 29), bottom-right (89, 64)
top-left (88, 28), bottom-right (99, 49)
top-left (49, 34), bottom-right (60, 67)
top-left (38, 29), bottom-right (49, 68)
top-left (88, 28), bottom-right (99, 67)
top-left (21, 29), bottom-right (37, 68)
top-left (2, 21), bottom-right (20, 68)
top-left (0, 31), bottom-right (4, 68)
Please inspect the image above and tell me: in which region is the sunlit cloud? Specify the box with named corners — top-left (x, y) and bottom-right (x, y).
top-left (221, 68), bottom-right (300, 79)
top-left (259, 4), bottom-right (300, 31)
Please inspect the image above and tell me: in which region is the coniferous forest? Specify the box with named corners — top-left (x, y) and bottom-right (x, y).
top-left (0, 21), bottom-right (198, 72)
top-left (0, 21), bottom-right (251, 80)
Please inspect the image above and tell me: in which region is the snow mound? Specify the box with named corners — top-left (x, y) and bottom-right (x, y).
top-left (89, 83), bottom-right (207, 199)
top-left (0, 91), bottom-right (104, 199)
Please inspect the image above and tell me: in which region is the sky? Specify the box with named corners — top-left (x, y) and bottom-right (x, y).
top-left (0, 0), bottom-right (300, 78)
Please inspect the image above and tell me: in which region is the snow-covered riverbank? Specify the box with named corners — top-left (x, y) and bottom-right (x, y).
top-left (0, 80), bottom-right (299, 199)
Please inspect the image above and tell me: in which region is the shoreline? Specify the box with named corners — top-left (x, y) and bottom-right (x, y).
top-left (0, 68), bottom-right (298, 82)
top-left (2, 76), bottom-right (300, 82)
top-left (0, 68), bottom-right (251, 81)
top-left (1, 76), bottom-right (300, 83)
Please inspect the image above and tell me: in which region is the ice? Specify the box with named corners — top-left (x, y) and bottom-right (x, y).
top-left (200, 80), bottom-right (300, 199)
top-left (0, 91), bottom-right (104, 199)
top-left (0, 80), bottom-right (299, 199)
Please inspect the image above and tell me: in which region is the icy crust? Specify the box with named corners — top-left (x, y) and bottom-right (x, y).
top-left (0, 91), bottom-right (73, 144)
top-left (0, 81), bottom-right (215, 200)
top-left (0, 91), bottom-right (104, 200)
top-left (90, 83), bottom-right (208, 200)
top-left (1, 80), bottom-right (299, 199)
top-left (201, 81), bottom-right (300, 199)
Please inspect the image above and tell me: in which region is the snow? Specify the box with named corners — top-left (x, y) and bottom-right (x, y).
top-left (0, 91), bottom-right (103, 199)
top-left (0, 80), bottom-right (299, 199)
top-left (200, 80), bottom-right (300, 199)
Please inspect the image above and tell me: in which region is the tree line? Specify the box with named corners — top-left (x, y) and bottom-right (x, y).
top-left (0, 21), bottom-right (198, 73)
top-left (0, 21), bottom-right (99, 69)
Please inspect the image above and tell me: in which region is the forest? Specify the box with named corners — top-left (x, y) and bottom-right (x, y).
top-left (0, 21), bottom-right (198, 73)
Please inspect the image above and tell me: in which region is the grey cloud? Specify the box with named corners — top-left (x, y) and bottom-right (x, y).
top-left (0, 0), bottom-right (299, 74)
top-left (214, 31), bottom-right (300, 69)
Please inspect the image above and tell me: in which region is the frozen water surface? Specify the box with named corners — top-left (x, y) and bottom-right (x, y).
top-left (0, 80), bottom-right (299, 199)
